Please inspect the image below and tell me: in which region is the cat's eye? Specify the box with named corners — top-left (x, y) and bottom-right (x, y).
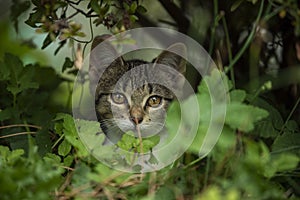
top-left (111, 93), bottom-right (126, 104)
top-left (147, 96), bottom-right (162, 107)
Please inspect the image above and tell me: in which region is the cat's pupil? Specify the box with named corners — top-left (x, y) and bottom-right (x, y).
top-left (147, 96), bottom-right (162, 107)
top-left (111, 93), bottom-right (126, 104)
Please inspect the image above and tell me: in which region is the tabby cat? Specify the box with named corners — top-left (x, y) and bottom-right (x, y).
top-left (89, 35), bottom-right (186, 144)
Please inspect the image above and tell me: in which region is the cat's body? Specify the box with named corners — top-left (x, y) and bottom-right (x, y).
top-left (89, 35), bottom-right (186, 144)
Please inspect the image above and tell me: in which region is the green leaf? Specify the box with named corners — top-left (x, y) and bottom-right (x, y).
top-left (117, 133), bottom-right (136, 151)
top-left (42, 33), bottom-right (56, 49)
top-left (154, 186), bottom-right (175, 200)
top-left (117, 132), bottom-right (159, 153)
top-left (58, 139), bottom-right (72, 156)
top-left (36, 128), bottom-right (52, 156)
top-left (2, 147), bottom-right (25, 165)
top-left (272, 133), bottom-right (300, 156)
top-left (148, 152), bottom-right (159, 165)
top-left (4, 53), bottom-right (23, 85)
top-left (265, 153), bottom-right (300, 178)
top-left (63, 155), bottom-right (74, 167)
top-left (198, 69), bottom-right (231, 101)
top-left (250, 97), bottom-right (284, 138)
top-left (225, 103), bottom-right (269, 132)
top-left (43, 153), bottom-right (61, 165)
top-left (62, 57), bottom-right (74, 72)
top-left (54, 40), bottom-right (67, 55)
top-left (137, 5), bottom-right (147, 14)
top-left (211, 126), bottom-right (236, 161)
top-left (139, 135), bottom-right (160, 153)
top-left (54, 114), bottom-right (89, 157)
top-left (230, 89), bottom-right (246, 102)
top-left (0, 58), bottom-right (10, 81)
top-left (72, 162), bottom-right (91, 189)
top-left (3, 54), bottom-right (39, 96)
top-left (25, 9), bottom-right (43, 28)
top-left (0, 108), bottom-right (13, 121)
top-left (130, 15), bottom-right (139, 23)
top-left (90, 0), bottom-right (101, 14)
top-left (165, 101), bottom-right (181, 142)
top-left (285, 120), bottom-right (299, 132)
top-left (100, 4), bottom-right (109, 15)
top-left (130, 1), bottom-right (138, 13)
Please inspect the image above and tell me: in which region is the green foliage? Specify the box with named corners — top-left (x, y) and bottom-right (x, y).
top-left (117, 132), bottom-right (160, 153)
top-left (0, 146), bottom-right (62, 200)
top-left (22, 0), bottom-right (147, 54)
top-left (1, 0), bottom-right (300, 199)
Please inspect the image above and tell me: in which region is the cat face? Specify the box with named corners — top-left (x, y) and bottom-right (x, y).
top-left (89, 36), bottom-right (186, 143)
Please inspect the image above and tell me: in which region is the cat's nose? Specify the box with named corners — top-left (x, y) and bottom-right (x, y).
top-left (130, 106), bottom-right (143, 125)
top-left (130, 116), bottom-right (143, 125)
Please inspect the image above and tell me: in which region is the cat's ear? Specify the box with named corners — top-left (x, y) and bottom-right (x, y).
top-left (89, 34), bottom-right (124, 94)
top-left (155, 43), bottom-right (186, 74)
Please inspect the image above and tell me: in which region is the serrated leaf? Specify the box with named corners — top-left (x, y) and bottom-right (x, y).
top-left (272, 133), bottom-right (300, 156)
top-left (139, 135), bottom-right (160, 153)
top-left (118, 133), bottom-right (136, 151)
top-left (250, 97), bottom-right (284, 138)
top-left (4, 54), bottom-right (39, 96)
top-left (225, 103), bottom-right (269, 132)
top-left (4, 53), bottom-right (23, 85)
top-left (286, 120), bottom-right (299, 132)
top-left (43, 153), bottom-right (61, 165)
top-left (265, 154), bottom-right (299, 178)
top-left (7, 149), bottom-right (25, 165)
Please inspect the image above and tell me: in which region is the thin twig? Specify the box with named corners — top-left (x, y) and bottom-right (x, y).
top-left (0, 131), bottom-right (36, 139)
top-left (0, 124), bottom-right (42, 130)
top-left (67, 1), bottom-right (98, 18)
top-left (221, 11), bottom-right (235, 88)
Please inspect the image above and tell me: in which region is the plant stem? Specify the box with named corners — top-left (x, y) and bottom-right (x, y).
top-left (226, 0), bottom-right (264, 72)
top-left (208, 0), bottom-right (219, 56)
top-left (221, 13), bottom-right (235, 88)
top-left (204, 155), bottom-right (211, 188)
top-left (52, 134), bottom-right (65, 149)
top-left (279, 95), bottom-right (300, 134)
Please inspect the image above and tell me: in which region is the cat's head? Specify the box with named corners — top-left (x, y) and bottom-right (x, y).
top-left (89, 35), bottom-right (186, 143)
